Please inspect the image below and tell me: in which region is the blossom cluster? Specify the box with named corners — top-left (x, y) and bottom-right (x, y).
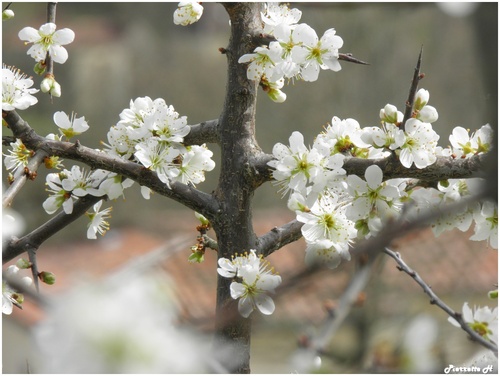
top-left (269, 88), bottom-right (497, 269)
top-left (31, 97), bottom-right (214, 239)
top-left (217, 250), bottom-right (282, 318)
top-left (2, 22), bottom-right (74, 109)
top-left (103, 96), bottom-right (215, 190)
top-left (238, 3), bottom-right (344, 102)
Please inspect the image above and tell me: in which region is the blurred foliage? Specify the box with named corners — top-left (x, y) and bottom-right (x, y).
top-left (2, 2), bottom-right (497, 241)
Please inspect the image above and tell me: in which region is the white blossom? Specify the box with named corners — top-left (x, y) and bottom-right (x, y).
top-left (346, 165), bottom-right (406, 235)
top-left (238, 41), bottom-right (284, 82)
top-left (297, 195), bottom-right (356, 256)
top-left (399, 118), bottom-right (439, 168)
top-left (86, 200), bottom-right (112, 239)
top-left (53, 111), bottom-right (89, 139)
top-left (217, 250), bottom-right (281, 318)
top-left (268, 131), bottom-right (324, 196)
top-left (470, 202), bottom-right (498, 249)
top-left (173, 1), bottom-right (203, 26)
top-left (291, 24), bottom-right (343, 81)
top-left (2, 265), bottom-right (32, 315)
top-left (448, 303), bottom-right (498, 343)
top-left (18, 22), bottom-right (74, 64)
top-left (34, 272), bottom-right (211, 372)
top-left (169, 144), bottom-right (215, 186)
top-left (3, 138), bottom-right (32, 174)
top-left (43, 172), bottom-right (75, 214)
top-left (261, 2), bottom-right (302, 35)
top-left (449, 124), bottom-right (493, 158)
top-left (134, 138), bottom-right (180, 186)
top-left (2, 66), bottom-right (38, 111)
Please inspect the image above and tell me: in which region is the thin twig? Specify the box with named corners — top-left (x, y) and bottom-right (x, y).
top-left (311, 255), bottom-right (378, 352)
top-left (3, 149), bottom-right (49, 208)
top-left (338, 53), bottom-right (369, 65)
top-left (383, 247), bottom-right (498, 354)
top-left (27, 247), bottom-right (40, 292)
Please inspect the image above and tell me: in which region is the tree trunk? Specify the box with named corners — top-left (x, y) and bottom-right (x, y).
top-left (211, 3), bottom-right (264, 373)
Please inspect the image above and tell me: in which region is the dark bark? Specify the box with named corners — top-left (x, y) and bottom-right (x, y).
top-left (210, 3), bottom-right (265, 373)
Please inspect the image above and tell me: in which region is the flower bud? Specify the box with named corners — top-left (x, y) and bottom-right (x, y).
top-left (2, 9), bottom-right (14, 20)
top-left (50, 80), bottom-right (61, 97)
top-left (267, 88), bottom-right (287, 103)
top-left (194, 212), bottom-right (210, 226)
top-left (16, 258), bottom-right (32, 269)
top-left (33, 62), bottom-right (46, 75)
top-left (39, 271), bottom-right (56, 285)
top-left (380, 104), bottom-right (398, 124)
top-left (417, 105), bottom-right (438, 123)
top-left (40, 76), bottom-right (53, 93)
top-left (414, 88), bottom-right (429, 110)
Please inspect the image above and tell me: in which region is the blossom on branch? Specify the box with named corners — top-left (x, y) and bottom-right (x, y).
top-left (3, 138), bottom-right (32, 174)
top-left (399, 118), bottom-right (440, 168)
top-left (449, 124), bottom-right (493, 158)
top-left (169, 144), bottom-right (216, 186)
top-left (18, 23), bottom-right (75, 64)
top-left (346, 165), bottom-right (406, 237)
top-left (448, 303), bottom-right (498, 344)
top-left (268, 131), bottom-right (324, 196)
top-left (217, 250), bottom-right (281, 318)
top-left (134, 138), bottom-right (180, 187)
top-left (297, 194), bottom-right (356, 257)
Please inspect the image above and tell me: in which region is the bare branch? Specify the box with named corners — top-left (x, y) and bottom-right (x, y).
top-left (3, 149), bottom-right (49, 208)
top-left (338, 52), bottom-right (369, 65)
top-left (305, 256), bottom-right (377, 354)
top-left (384, 247), bottom-right (498, 354)
top-left (3, 194), bottom-right (102, 264)
top-left (27, 247), bottom-right (40, 292)
top-left (183, 119), bottom-right (219, 146)
top-left (258, 219), bottom-right (304, 257)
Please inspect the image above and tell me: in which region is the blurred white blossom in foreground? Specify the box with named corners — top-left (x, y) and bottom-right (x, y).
top-left (33, 271), bottom-right (213, 373)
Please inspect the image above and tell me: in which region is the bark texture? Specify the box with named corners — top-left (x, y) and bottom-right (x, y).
top-left (211, 3), bottom-right (264, 373)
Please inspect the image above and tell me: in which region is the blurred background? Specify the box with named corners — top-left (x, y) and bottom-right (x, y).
top-left (2, 2), bottom-right (498, 373)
